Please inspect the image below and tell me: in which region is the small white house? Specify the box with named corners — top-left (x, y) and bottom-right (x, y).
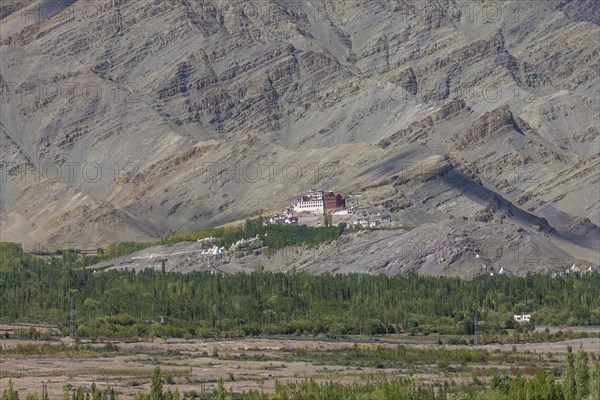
top-left (513, 314), bottom-right (531, 323)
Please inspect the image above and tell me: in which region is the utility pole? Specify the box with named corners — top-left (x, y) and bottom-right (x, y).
top-left (69, 302), bottom-right (76, 340)
top-left (473, 309), bottom-right (479, 346)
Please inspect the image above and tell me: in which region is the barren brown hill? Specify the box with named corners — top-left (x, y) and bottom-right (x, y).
top-left (1, 0), bottom-right (598, 275)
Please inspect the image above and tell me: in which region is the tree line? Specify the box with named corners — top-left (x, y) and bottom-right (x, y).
top-left (1, 242), bottom-right (600, 339)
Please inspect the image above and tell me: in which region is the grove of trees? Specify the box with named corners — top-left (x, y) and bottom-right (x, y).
top-left (1, 241), bottom-right (600, 340)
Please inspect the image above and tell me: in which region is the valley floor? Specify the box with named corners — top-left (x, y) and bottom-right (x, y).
top-left (2, 334), bottom-right (599, 399)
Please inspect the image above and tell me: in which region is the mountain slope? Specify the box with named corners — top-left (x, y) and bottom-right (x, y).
top-left (1, 0), bottom-right (598, 272)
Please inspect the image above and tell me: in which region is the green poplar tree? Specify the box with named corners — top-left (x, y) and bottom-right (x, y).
top-left (216, 378), bottom-right (226, 400)
top-left (150, 367), bottom-right (163, 400)
top-left (575, 346), bottom-right (590, 400)
top-left (564, 349), bottom-right (577, 400)
top-left (91, 384), bottom-right (100, 400)
top-left (1, 380), bottom-right (19, 400)
top-left (594, 361), bottom-right (600, 400)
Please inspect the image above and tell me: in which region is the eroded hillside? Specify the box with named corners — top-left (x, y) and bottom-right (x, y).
top-left (1, 0), bottom-right (598, 273)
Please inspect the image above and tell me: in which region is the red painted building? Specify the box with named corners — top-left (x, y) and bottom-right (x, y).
top-left (323, 191), bottom-right (346, 211)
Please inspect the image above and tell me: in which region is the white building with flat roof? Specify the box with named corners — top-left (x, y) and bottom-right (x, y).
top-left (513, 314), bottom-right (531, 323)
top-left (294, 189), bottom-right (325, 213)
top-left (294, 199), bottom-right (324, 213)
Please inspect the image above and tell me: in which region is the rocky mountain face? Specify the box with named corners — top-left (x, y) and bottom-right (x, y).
top-left (1, 0), bottom-right (598, 275)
